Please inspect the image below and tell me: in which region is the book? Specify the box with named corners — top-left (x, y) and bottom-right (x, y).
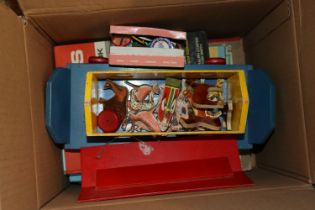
top-left (54, 41), bottom-right (110, 67)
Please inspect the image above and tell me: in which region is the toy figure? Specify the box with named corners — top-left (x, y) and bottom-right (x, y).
top-left (192, 83), bottom-right (224, 109)
top-left (97, 80), bottom-right (128, 132)
top-left (125, 81), bottom-right (160, 112)
top-left (157, 78), bottom-right (181, 131)
top-left (179, 109), bottom-right (222, 131)
top-left (172, 92), bottom-right (190, 131)
top-left (128, 110), bottom-right (161, 132)
top-left (176, 80), bottom-right (223, 131)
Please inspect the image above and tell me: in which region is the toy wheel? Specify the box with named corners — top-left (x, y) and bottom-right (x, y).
top-left (97, 109), bottom-right (120, 133)
top-left (88, 56), bottom-right (108, 64)
top-left (205, 57), bottom-right (226, 65)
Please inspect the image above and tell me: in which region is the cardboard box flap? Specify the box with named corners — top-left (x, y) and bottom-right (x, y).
top-left (23, 22), bottom-right (68, 207)
top-left (17, 0), bottom-right (282, 15)
top-left (244, 0), bottom-right (291, 48)
top-left (25, 0), bottom-right (283, 43)
top-left (45, 185), bottom-right (315, 210)
top-left (297, 0), bottom-right (315, 183)
top-left (42, 169), bottom-right (310, 210)
top-left (0, 4), bottom-right (37, 210)
top-left (244, 1), bottom-right (310, 181)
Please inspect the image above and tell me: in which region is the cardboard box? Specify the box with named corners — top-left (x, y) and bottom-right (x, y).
top-left (2, 0), bottom-right (315, 210)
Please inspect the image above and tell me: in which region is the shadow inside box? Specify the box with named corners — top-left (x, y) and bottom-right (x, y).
top-left (87, 134), bottom-right (243, 143)
top-left (252, 129), bottom-right (275, 153)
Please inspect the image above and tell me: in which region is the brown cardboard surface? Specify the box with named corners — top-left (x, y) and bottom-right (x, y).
top-left (28, 1), bottom-right (282, 43)
top-left (0, 4), bottom-right (37, 210)
top-left (24, 21), bottom-right (68, 207)
top-left (231, 39), bottom-right (246, 65)
top-left (17, 0), bottom-right (281, 16)
top-left (244, 0), bottom-right (291, 47)
top-left (297, 0), bottom-right (315, 182)
top-left (292, 0), bottom-right (301, 49)
top-left (42, 169), bottom-right (310, 210)
top-left (244, 2), bottom-right (310, 181)
top-left (45, 186), bottom-right (315, 210)
top-left (4, 0), bottom-right (23, 15)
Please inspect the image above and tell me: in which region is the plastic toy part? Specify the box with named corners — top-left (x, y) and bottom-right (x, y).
top-left (246, 70), bottom-right (276, 145)
top-left (88, 56), bottom-right (108, 64)
top-left (111, 35), bottom-right (132, 46)
top-left (45, 68), bottom-right (70, 144)
top-left (205, 57), bottom-right (226, 65)
top-left (78, 139), bottom-right (253, 202)
top-left (97, 80), bottom-right (128, 130)
top-left (63, 149), bottom-right (81, 174)
top-left (97, 109), bottom-right (120, 133)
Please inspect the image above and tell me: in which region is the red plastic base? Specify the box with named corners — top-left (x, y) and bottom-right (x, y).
top-left (79, 139), bottom-right (253, 202)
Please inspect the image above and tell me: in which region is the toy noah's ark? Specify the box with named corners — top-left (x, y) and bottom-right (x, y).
top-left (46, 64), bottom-right (275, 150)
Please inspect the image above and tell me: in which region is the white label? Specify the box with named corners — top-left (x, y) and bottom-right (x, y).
top-left (110, 46), bottom-right (184, 56)
top-left (94, 41), bottom-right (110, 58)
top-left (70, 50), bottom-right (84, 63)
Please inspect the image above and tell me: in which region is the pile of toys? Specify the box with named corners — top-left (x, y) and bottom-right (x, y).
top-left (95, 78), bottom-right (232, 134)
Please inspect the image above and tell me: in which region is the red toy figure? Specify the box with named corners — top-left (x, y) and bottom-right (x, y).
top-left (97, 80), bottom-right (128, 133)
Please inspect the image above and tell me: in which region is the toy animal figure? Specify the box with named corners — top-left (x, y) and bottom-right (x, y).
top-left (179, 110), bottom-right (222, 131)
top-left (192, 83), bottom-right (224, 109)
top-left (216, 79), bottom-right (225, 88)
top-left (181, 87), bottom-right (211, 118)
top-left (175, 93), bottom-right (190, 118)
top-left (125, 81), bottom-right (160, 112)
top-left (171, 92), bottom-right (190, 131)
top-left (128, 110), bottom-right (161, 132)
top-left (177, 80), bottom-right (223, 131)
top-left (206, 79), bottom-right (225, 105)
top-left (98, 80), bottom-right (128, 132)
top-left (205, 110), bottom-right (222, 119)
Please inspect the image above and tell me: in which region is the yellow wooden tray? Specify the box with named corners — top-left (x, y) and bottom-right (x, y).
top-left (84, 70), bottom-right (249, 137)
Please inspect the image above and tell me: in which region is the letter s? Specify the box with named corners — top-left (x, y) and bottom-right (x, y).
top-left (71, 50), bottom-right (84, 63)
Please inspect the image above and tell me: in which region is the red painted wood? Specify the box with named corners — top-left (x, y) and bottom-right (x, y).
top-left (79, 139), bottom-right (253, 202)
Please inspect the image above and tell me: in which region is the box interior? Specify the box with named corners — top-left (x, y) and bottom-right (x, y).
top-left (1, 0), bottom-right (314, 209)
